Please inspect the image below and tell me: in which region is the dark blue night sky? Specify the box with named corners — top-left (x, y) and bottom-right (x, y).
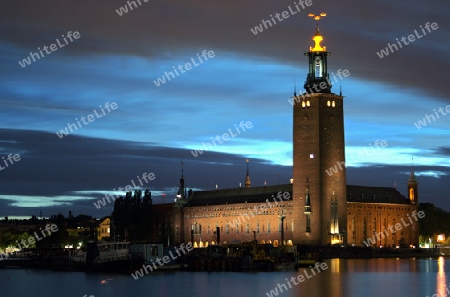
top-left (0, 0), bottom-right (449, 218)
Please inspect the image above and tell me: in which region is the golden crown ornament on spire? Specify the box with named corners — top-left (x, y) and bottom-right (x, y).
top-left (308, 12), bottom-right (327, 52)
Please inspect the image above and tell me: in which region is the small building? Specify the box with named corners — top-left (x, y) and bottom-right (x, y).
top-left (97, 217), bottom-right (111, 241)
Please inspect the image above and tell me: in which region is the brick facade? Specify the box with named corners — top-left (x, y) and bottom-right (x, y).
top-left (149, 24), bottom-right (419, 249)
top-left (157, 183), bottom-right (419, 248)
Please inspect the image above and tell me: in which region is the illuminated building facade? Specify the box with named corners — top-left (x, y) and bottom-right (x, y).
top-left (292, 12), bottom-right (347, 246)
top-left (152, 15), bottom-right (419, 248)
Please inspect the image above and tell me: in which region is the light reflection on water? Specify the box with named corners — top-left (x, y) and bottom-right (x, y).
top-left (0, 258), bottom-right (449, 297)
top-left (437, 257), bottom-right (448, 297)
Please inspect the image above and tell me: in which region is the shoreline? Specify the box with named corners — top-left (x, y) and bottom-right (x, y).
top-left (0, 247), bottom-right (445, 273)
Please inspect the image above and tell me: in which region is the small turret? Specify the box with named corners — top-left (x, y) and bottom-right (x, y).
top-left (245, 159), bottom-right (251, 188)
top-left (408, 166), bottom-right (418, 204)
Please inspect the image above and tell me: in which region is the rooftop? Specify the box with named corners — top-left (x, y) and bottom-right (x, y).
top-left (174, 184), bottom-right (411, 207)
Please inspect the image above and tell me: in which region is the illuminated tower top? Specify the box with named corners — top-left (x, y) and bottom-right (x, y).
top-left (308, 13), bottom-right (327, 52)
top-left (304, 12), bottom-right (332, 94)
top-left (408, 158), bottom-right (418, 204)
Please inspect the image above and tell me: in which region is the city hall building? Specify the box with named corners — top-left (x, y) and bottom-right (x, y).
top-left (151, 20), bottom-right (419, 248)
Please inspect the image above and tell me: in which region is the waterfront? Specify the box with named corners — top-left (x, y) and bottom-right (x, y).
top-left (0, 257), bottom-right (448, 297)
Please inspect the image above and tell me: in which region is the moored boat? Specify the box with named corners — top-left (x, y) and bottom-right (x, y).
top-left (70, 241), bottom-right (136, 271)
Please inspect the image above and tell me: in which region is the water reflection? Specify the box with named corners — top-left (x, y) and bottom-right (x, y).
top-left (0, 258), bottom-right (449, 297)
top-left (437, 257), bottom-right (447, 297)
top-left (328, 259), bottom-right (344, 297)
top-left (291, 259), bottom-right (347, 297)
top-left (291, 258), bottom-right (425, 297)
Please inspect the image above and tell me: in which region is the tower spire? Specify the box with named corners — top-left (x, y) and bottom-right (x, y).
top-left (408, 156), bottom-right (418, 203)
top-left (304, 12), bottom-right (331, 94)
top-left (308, 13), bottom-right (326, 33)
top-left (178, 160), bottom-right (185, 198)
top-left (181, 159), bottom-right (184, 179)
top-left (294, 77), bottom-right (297, 96)
top-left (245, 159), bottom-right (251, 188)
top-left (409, 156), bottom-right (416, 180)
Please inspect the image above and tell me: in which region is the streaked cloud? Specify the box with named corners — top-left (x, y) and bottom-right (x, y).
top-left (0, 0), bottom-right (449, 216)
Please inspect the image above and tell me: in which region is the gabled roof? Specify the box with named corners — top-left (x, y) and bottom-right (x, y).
top-left (186, 184), bottom-right (293, 207)
top-left (346, 185), bottom-right (410, 204)
top-left (170, 184), bottom-right (411, 207)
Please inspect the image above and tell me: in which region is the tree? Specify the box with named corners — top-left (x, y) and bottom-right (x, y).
top-left (112, 189), bottom-right (153, 241)
top-left (419, 203), bottom-right (450, 239)
top-left (0, 231), bottom-right (31, 250)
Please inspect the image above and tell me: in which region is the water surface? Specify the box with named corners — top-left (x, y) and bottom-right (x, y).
top-left (0, 258), bottom-right (448, 297)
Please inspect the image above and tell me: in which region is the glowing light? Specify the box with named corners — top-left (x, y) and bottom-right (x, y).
top-left (308, 12), bottom-right (327, 52)
top-left (331, 239), bottom-right (340, 245)
top-left (311, 35), bottom-right (325, 52)
top-left (409, 188), bottom-right (414, 201)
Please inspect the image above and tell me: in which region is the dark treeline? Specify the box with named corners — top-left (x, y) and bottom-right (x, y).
top-left (419, 203), bottom-right (450, 238)
top-left (112, 189), bottom-right (153, 241)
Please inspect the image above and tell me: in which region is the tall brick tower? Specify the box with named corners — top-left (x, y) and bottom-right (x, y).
top-left (292, 13), bottom-right (347, 246)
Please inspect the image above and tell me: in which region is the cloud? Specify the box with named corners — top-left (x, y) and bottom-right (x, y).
top-left (0, 129), bottom-right (448, 217)
top-left (0, 0), bottom-right (448, 100)
top-left (436, 147), bottom-right (450, 157)
top-left (0, 0), bottom-right (449, 217)
top-left (412, 171), bottom-right (448, 178)
top-left (0, 129), bottom-right (292, 216)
